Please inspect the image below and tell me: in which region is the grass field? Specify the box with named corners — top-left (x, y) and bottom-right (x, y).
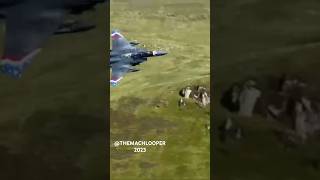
top-left (0, 5), bottom-right (108, 180)
top-left (213, 0), bottom-right (320, 179)
top-left (2, 0), bottom-right (320, 179)
top-left (110, 0), bottom-right (210, 179)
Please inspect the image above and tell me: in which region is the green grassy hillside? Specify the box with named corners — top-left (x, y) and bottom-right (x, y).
top-left (213, 0), bottom-right (320, 179)
top-left (110, 0), bottom-right (210, 179)
top-left (0, 5), bottom-right (108, 180)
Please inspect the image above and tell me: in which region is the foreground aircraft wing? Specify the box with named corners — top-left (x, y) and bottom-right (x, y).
top-left (110, 63), bottom-right (134, 86)
top-left (111, 30), bottom-right (132, 51)
top-left (0, 5), bottom-right (64, 78)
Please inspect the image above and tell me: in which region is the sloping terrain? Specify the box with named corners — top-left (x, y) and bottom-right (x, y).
top-left (110, 0), bottom-right (210, 179)
top-left (0, 5), bottom-right (108, 180)
top-left (213, 0), bottom-right (320, 179)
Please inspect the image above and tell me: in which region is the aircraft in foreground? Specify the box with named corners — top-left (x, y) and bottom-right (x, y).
top-left (110, 30), bottom-right (167, 86)
top-left (0, 0), bottom-right (105, 78)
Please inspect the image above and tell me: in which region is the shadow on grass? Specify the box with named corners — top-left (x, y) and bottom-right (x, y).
top-left (0, 106), bottom-right (108, 180)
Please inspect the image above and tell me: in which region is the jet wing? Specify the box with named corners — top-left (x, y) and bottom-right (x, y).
top-left (110, 63), bottom-right (134, 86)
top-left (0, 5), bottom-right (65, 78)
top-left (111, 30), bottom-right (132, 51)
top-left (4, 5), bottom-right (65, 59)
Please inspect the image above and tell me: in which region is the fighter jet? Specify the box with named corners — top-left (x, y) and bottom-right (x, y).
top-left (0, 0), bottom-right (105, 78)
top-left (110, 30), bottom-right (167, 86)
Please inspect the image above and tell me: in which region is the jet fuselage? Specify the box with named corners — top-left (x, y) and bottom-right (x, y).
top-left (110, 48), bottom-right (166, 67)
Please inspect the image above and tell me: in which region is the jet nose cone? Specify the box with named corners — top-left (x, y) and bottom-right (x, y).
top-left (153, 50), bottom-right (167, 56)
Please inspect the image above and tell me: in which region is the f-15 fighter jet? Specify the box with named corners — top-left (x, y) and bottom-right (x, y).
top-left (0, 0), bottom-right (105, 78)
top-left (110, 30), bottom-right (167, 86)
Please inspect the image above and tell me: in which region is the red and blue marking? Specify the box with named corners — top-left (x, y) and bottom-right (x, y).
top-left (111, 32), bottom-right (123, 40)
top-left (0, 49), bottom-right (40, 78)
